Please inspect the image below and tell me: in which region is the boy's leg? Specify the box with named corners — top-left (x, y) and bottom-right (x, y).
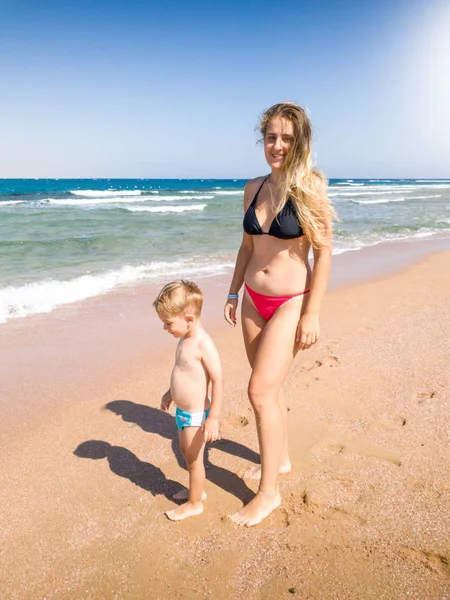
top-left (166, 426), bottom-right (206, 521)
top-left (172, 427), bottom-right (207, 500)
top-left (185, 426), bottom-right (206, 504)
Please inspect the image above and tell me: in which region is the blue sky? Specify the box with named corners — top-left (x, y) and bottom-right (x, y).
top-left (1, 0), bottom-right (449, 178)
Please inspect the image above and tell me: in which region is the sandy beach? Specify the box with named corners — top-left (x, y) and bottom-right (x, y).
top-left (1, 246), bottom-right (449, 600)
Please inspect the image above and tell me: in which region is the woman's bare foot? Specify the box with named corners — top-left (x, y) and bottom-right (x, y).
top-left (172, 488), bottom-right (207, 501)
top-left (229, 489), bottom-right (281, 527)
top-left (243, 461), bottom-right (291, 480)
top-left (165, 501), bottom-right (204, 521)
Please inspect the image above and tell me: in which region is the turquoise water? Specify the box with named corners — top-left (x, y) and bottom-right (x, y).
top-left (1, 178), bottom-right (449, 323)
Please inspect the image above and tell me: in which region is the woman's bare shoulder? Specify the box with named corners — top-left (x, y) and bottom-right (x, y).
top-left (245, 175), bottom-right (267, 192)
top-left (243, 176), bottom-right (266, 208)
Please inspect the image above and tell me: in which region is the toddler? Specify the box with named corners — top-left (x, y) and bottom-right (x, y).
top-left (153, 280), bottom-right (222, 521)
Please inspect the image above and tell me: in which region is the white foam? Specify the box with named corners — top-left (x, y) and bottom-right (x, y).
top-left (213, 190), bottom-right (244, 195)
top-left (125, 204), bottom-right (207, 213)
top-left (70, 189), bottom-right (142, 197)
top-left (331, 185), bottom-right (418, 191)
top-left (331, 227), bottom-right (449, 256)
top-left (0, 265), bottom-right (150, 324)
top-left (329, 190), bottom-right (408, 197)
top-left (0, 259), bottom-right (234, 324)
top-left (42, 197), bottom-right (148, 206)
top-left (411, 195), bottom-right (442, 199)
top-left (419, 184), bottom-right (450, 189)
top-left (1, 200), bottom-right (25, 206)
top-left (351, 198), bottom-right (406, 204)
top-left (332, 246), bottom-right (362, 255)
top-left (145, 195), bottom-right (213, 201)
top-left (40, 195), bottom-right (214, 207)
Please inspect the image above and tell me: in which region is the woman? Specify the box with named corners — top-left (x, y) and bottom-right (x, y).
top-left (224, 102), bottom-right (334, 527)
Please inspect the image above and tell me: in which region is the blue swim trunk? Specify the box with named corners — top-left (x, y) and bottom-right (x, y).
top-left (175, 407), bottom-right (210, 431)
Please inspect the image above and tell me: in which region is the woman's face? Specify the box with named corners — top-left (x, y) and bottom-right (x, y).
top-left (264, 116), bottom-right (294, 171)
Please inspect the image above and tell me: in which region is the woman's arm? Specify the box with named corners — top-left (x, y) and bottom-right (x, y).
top-left (224, 181), bottom-right (256, 326)
top-left (227, 235), bottom-right (254, 295)
top-left (296, 185), bottom-right (333, 348)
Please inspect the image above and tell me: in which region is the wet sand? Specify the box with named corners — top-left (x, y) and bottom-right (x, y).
top-left (0, 247), bottom-right (449, 600)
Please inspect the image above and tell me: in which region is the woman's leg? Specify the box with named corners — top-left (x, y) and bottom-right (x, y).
top-left (241, 293), bottom-right (292, 479)
top-left (231, 295), bottom-right (304, 527)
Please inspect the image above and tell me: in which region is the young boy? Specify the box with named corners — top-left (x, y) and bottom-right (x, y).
top-left (153, 280), bottom-right (222, 521)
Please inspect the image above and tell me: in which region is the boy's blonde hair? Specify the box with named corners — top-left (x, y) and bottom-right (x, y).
top-left (153, 280), bottom-right (203, 317)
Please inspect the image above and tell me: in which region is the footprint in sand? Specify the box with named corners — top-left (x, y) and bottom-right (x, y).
top-left (405, 478), bottom-right (443, 500)
top-left (311, 439), bottom-right (401, 466)
top-left (400, 547), bottom-right (450, 577)
top-left (355, 325), bottom-right (375, 333)
top-left (323, 355), bottom-right (340, 367)
top-left (368, 413), bottom-right (407, 431)
top-left (322, 507), bottom-right (366, 526)
top-left (262, 507), bottom-right (291, 531)
top-left (341, 445), bottom-right (402, 466)
top-left (416, 391), bottom-right (436, 405)
top-left (332, 475), bottom-right (358, 490)
top-left (310, 440), bottom-right (345, 462)
top-left (223, 414), bottom-right (250, 428)
top-left (301, 359), bottom-right (324, 371)
top-left (284, 490), bottom-right (308, 516)
top-left (302, 355), bottom-right (340, 372)
top-left (287, 491), bottom-right (365, 525)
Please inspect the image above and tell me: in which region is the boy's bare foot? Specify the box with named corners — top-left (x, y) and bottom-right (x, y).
top-left (172, 489), bottom-right (207, 501)
top-left (229, 488), bottom-right (281, 527)
top-left (165, 501), bottom-right (204, 521)
top-left (243, 461), bottom-right (291, 480)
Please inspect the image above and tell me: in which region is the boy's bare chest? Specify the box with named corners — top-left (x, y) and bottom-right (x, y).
top-left (174, 344), bottom-right (201, 371)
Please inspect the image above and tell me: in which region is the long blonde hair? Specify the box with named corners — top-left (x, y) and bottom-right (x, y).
top-left (259, 102), bottom-right (336, 248)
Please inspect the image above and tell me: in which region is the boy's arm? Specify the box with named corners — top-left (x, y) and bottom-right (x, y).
top-left (200, 338), bottom-right (223, 442)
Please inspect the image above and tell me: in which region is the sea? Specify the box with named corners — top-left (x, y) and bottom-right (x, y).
top-left (1, 178), bottom-right (449, 324)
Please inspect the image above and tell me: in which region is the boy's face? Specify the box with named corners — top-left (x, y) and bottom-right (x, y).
top-left (158, 312), bottom-right (191, 338)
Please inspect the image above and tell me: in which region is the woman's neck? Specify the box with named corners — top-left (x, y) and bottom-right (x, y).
top-left (268, 170), bottom-right (283, 187)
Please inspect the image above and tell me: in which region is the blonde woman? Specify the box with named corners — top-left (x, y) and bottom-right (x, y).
top-left (224, 102), bottom-right (334, 527)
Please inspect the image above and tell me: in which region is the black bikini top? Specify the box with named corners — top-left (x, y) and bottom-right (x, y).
top-left (243, 177), bottom-right (304, 240)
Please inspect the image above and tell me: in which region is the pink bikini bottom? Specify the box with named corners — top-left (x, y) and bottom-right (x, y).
top-left (244, 283), bottom-right (310, 321)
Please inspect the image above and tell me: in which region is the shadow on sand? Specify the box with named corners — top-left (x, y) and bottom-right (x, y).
top-left (74, 439), bottom-right (179, 499)
top-left (74, 399), bottom-right (259, 505)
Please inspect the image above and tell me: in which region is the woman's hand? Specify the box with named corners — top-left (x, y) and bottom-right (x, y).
top-left (224, 298), bottom-right (238, 327)
top-left (296, 313), bottom-right (320, 350)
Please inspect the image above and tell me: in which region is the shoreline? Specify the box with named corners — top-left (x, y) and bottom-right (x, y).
top-left (1, 231), bottom-right (450, 328)
top-left (1, 234), bottom-right (450, 439)
top-left (0, 245), bottom-right (449, 599)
